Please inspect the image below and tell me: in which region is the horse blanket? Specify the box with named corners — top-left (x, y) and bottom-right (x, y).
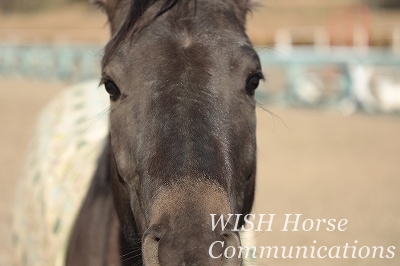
top-left (12, 80), bottom-right (109, 266)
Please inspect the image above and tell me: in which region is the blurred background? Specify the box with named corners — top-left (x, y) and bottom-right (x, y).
top-left (1, 0), bottom-right (400, 265)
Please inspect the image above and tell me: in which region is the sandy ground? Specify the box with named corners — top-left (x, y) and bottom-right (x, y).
top-left (254, 106), bottom-right (400, 265)
top-left (0, 78), bottom-right (399, 265)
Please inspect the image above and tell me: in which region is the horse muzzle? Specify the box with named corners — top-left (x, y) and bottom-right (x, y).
top-left (142, 227), bottom-right (242, 266)
top-left (141, 179), bottom-right (242, 266)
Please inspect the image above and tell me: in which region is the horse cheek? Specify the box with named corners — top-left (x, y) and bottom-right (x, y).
top-left (240, 168), bottom-right (256, 226)
top-left (110, 151), bottom-right (137, 240)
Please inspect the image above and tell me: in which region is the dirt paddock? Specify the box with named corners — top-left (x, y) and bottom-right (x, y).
top-left (1, 77), bottom-right (399, 265)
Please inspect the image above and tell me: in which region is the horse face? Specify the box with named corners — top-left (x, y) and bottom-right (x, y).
top-left (99, 0), bottom-right (261, 264)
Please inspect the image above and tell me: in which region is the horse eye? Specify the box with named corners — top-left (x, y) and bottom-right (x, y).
top-left (245, 74), bottom-right (262, 96)
top-left (104, 80), bottom-right (121, 100)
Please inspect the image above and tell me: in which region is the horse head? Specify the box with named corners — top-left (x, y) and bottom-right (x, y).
top-left (95, 0), bottom-right (262, 264)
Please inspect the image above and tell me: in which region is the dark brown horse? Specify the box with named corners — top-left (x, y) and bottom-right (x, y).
top-left (67, 0), bottom-right (263, 265)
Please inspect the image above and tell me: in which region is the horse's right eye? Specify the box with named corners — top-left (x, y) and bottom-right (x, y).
top-left (245, 72), bottom-right (264, 96)
top-left (104, 80), bottom-right (121, 100)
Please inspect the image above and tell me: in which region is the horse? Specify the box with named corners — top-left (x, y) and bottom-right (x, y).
top-left (65, 0), bottom-right (263, 265)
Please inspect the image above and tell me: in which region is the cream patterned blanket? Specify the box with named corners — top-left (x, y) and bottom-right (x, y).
top-left (13, 80), bottom-right (109, 266)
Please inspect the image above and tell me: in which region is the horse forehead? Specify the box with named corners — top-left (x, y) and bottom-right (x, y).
top-left (107, 18), bottom-right (250, 76)
top-left (141, 31), bottom-right (247, 81)
top-left (141, 13), bottom-right (248, 56)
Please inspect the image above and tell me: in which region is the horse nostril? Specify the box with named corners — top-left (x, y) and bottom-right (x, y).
top-left (142, 231), bottom-right (162, 265)
top-left (220, 232), bottom-right (242, 265)
top-left (222, 233), bottom-right (231, 239)
top-left (222, 231), bottom-right (238, 240)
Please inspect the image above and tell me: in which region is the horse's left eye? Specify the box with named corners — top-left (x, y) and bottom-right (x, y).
top-left (104, 80), bottom-right (121, 100)
top-left (245, 73), bottom-right (263, 96)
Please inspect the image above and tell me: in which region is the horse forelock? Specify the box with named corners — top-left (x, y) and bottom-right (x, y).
top-left (101, 0), bottom-right (252, 67)
top-left (103, 0), bottom-right (184, 66)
